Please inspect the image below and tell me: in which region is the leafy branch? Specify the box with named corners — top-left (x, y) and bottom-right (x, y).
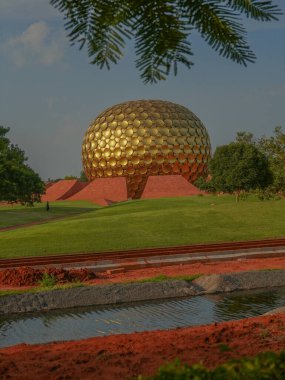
top-left (50, 0), bottom-right (282, 83)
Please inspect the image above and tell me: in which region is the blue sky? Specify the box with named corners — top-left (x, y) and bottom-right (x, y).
top-left (1, 0), bottom-right (285, 180)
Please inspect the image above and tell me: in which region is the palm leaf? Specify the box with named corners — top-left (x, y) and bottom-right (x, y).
top-left (50, 0), bottom-right (282, 83)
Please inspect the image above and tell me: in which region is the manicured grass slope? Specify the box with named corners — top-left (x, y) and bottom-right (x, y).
top-left (1, 196), bottom-right (285, 258)
top-left (0, 201), bottom-right (99, 228)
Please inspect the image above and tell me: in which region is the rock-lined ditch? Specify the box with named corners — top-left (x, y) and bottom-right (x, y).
top-left (1, 269), bottom-right (285, 315)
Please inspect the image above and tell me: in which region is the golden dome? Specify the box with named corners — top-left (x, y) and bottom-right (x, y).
top-left (82, 100), bottom-right (211, 198)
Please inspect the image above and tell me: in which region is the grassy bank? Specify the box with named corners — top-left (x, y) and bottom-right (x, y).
top-left (0, 275), bottom-right (202, 297)
top-left (0, 282), bottom-right (84, 297)
top-left (0, 201), bottom-right (99, 228)
top-left (1, 195), bottom-right (285, 259)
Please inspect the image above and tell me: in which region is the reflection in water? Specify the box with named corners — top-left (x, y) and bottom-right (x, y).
top-left (212, 287), bottom-right (284, 321)
top-left (1, 286), bottom-right (285, 348)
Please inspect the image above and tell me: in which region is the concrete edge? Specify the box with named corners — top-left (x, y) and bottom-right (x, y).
top-left (1, 269), bottom-right (285, 315)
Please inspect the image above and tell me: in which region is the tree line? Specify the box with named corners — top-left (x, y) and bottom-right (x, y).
top-left (196, 127), bottom-right (285, 198)
top-left (1, 125), bottom-right (284, 205)
top-left (0, 126), bottom-right (44, 205)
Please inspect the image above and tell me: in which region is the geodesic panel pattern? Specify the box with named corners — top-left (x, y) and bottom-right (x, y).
top-left (82, 100), bottom-right (211, 199)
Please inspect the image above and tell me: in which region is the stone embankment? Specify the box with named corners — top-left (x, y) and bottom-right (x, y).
top-left (2, 269), bottom-right (285, 315)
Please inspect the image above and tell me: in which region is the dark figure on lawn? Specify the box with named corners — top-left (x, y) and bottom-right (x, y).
top-left (46, 201), bottom-right (50, 211)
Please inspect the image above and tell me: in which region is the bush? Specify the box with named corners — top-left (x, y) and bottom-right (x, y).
top-left (194, 177), bottom-right (216, 193)
top-left (256, 189), bottom-right (281, 201)
top-left (39, 272), bottom-right (57, 287)
top-left (139, 350), bottom-right (285, 379)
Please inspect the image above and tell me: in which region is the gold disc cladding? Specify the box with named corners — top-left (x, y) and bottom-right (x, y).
top-left (82, 99), bottom-right (211, 198)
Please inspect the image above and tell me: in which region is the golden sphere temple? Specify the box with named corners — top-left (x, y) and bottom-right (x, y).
top-left (82, 100), bottom-right (211, 199)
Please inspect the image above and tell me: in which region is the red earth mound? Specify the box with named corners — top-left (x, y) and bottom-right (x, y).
top-left (1, 314), bottom-right (285, 379)
top-left (44, 182), bottom-right (54, 190)
top-left (41, 179), bottom-right (87, 202)
top-left (0, 267), bottom-right (96, 286)
top-left (67, 177), bottom-right (128, 205)
top-left (141, 175), bottom-right (204, 199)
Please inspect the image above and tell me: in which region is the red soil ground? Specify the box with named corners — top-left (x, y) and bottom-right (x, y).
top-left (1, 257), bottom-right (285, 379)
top-left (0, 267), bottom-right (96, 287)
top-left (1, 314), bottom-right (285, 380)
top-left (89, 255), bottom-right (285, 285)
top-left (1, 256), bottom-right (285, 288)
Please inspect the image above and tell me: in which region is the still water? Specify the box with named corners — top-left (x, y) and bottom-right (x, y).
top-left (1, 286), bottom-right (285, 348)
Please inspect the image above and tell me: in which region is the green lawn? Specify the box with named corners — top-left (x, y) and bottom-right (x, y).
top-left (0, 201), bottom-right (100, 228)
top-left (1, 195), bottom-right (285, 259)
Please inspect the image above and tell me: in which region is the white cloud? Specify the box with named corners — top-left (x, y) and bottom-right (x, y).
top-left (4, 21), bottom-right (66, 66)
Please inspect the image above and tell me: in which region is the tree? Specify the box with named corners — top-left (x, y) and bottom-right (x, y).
top-left (47, 177), bottom-right (62, 183)
top-left (0, 126), bottom-right (45, 205)
top-left (50, 0), bottom-right (281, 83)
top-left (209, 142), bottom-right (272, 194)
top-left (235, 131), bottom-right (254, 144)
top-left (258, 126), bottom-right (285, 193)
top-left (79, 170), bottom-right (88, 182)
top-left (64, 175), bottom-right (77, 179)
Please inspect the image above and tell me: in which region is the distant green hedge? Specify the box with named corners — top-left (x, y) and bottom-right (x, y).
top-left (139, 350), bottom-right (285, 379)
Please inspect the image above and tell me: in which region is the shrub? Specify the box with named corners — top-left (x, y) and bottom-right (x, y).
top-left (39, 272), bottom-right (57, 287)
top-left (256, 189), bottom-right (281, 201)
top-left (194, 177), bottom-right (216, 193)
top-left (139, 350), bottom-right (285, 379)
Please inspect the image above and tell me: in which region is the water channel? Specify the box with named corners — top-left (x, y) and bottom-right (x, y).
top-left (1, 286), bottom-right (285, 348)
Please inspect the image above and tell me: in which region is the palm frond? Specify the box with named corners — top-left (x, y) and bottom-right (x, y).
top-left (133, 0), bottom-right (193, 83)
top-left (51, 0), bottom-right (132, 69)
top-left (227, 0), bottom-right (282, 21)
top-left (50, 0), bottom-right (282, 83)
top-left (179, 0), bottom-right (256, 65)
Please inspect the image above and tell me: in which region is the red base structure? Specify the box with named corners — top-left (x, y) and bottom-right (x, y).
top-left (67, 177), bottom-right (128, 206)
top-left (43, 175), bottom-right (203, 205)
top-left (42, 180), bottom-right (87, 202)
top-left (141, 175), bottom-right (204, 199)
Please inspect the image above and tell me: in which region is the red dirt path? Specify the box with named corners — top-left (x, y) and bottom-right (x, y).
top-left (1, 314), bottom-right (285, 380)
top-left (0, 212), bottom-right (91, 232)
top-left (1, 256), bottom-right (285, 289)
top-left (89, 255), bottom-right (285, 285)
